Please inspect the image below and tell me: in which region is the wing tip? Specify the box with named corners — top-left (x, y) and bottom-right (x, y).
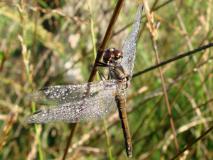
top-left (25, 115), bottom-right (37, 124)
top-left (26, 91), bottom-right (45, 102)
top-left (26, 109), bottom-right (48, 124)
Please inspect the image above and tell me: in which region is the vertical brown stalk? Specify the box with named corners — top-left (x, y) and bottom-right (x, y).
top-left (143, 0), bottom-right (179, 153)
top-left (62, 1), bottom-right (124, 159)
top-left (88, 0), bottom-right (124, 82)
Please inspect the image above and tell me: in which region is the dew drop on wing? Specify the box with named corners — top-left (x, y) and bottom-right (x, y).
top-left (121, 4), bottom-right (143, 78)
top-left (27, 80), bottom-right (119, 123)
top-left (28, 80), bottom-right (118, 106)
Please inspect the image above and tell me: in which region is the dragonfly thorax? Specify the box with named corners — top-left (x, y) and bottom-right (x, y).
top-left (102, 48), bottom-right (129, 87)
top-left (103, 48), bottom-right (123, 65)
top-left (109, 64), bottom-right (128, 81)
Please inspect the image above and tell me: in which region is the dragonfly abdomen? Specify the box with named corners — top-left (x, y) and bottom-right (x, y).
top-left (115, 94), bottom-right (132, 157)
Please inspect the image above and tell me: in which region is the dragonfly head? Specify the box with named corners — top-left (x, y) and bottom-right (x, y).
top-left (103, 48), bottom-right (123, 65)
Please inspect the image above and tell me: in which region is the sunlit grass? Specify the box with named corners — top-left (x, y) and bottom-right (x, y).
top-left (0, 0), bottom-right (212, 159)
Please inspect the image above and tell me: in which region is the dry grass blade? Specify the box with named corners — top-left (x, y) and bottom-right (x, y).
top-left (0, 0), bottom-right (212, 159)
top-left (143, 0), bottom-right (179, 152)
top-left (0, 113), bottom-right (17, 150)
top-left (62, 0), bottom-right (124, 159)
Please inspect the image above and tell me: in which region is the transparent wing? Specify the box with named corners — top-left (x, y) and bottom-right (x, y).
top-left (29, 80), bottom-right (118, 105)
top-left (120, 4), bottom-right (143, 78)
top-left (27, 84), bottom-right (118, 123)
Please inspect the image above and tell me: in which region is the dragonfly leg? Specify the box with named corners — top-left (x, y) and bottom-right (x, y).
top-left (98, 71), bottom-right (107, 80)
top-left (96, 61), bottom-right (108, 67)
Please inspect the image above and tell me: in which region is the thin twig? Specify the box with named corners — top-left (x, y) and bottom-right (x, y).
top-left (143, 0), bottom-right (179, 152)
top-left (88, 0), bottom-right (124, 82)
top-left (62, 124), bottom-right (78, 160)
top-left (113, 0), bottom-right (175, 37)
top-left (133, 43), bottom-right (213, 77)
top-left (170, 125), bottom-right (213, 160)
top-left (62, 1), bottom-right (124, 159)
top-left (132, 56), bottom-right (213, 142)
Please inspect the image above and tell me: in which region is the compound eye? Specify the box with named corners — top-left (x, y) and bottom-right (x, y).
top-left (116, 52), bottom-right (121, 58)
top-left (114, 50), bottom-right (123, 60)
top-left (109, 48), bottom-right (115, 52)
top-left (103, 49), bottom-right (114, 64)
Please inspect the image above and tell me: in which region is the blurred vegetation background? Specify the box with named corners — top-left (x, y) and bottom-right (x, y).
top-left (0, 0), bottom-right (212, 159)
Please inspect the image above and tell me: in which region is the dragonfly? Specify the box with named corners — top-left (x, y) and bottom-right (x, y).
top-left (27, 4), bottom-right (143, 158)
